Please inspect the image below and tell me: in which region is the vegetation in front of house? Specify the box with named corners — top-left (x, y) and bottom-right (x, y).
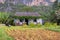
top-left (0, 22), bottom-right (60, 40)
top-left (3, 22), bottom-right (60, 32)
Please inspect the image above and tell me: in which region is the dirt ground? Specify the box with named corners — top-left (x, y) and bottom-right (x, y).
top-left (6, 29), bottom-right (60, 40)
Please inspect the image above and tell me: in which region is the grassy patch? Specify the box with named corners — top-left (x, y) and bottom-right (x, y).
top-left (0, 26), bottom-right (14, 40)
top-left (45, 26), bottom-right (60, 32)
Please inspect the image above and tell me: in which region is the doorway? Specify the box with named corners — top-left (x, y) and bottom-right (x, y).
top-left (25, 19), bottom-right (28, 25)
top-left (57, 19), bottom-right (60, 25)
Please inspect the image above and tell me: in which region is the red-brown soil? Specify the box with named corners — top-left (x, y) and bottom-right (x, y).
top-left (6, 29), bottom-right (60, 40)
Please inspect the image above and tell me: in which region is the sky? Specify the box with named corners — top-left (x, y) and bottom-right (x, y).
top-left (50, 0), bottom-right (56, 2)
top-left (58, 0), bottom-right (60, 2)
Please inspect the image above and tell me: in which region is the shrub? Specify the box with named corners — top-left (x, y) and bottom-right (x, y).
top-left (29, 22), bottom-right (36, 27)
top-left (53, 23), bottom-right (57, 27)
top-left (0, 12), bottom-right (10, 23)
top-left (23, 24), bottom-right (28, 28)
top-left (36, 23), bottom-right (42, 27)
top-left (8, 18), bottom-right (14, 25)
top-left (44, 22), bottom-right (53, 27)
top-left (22, 22), bottom-right (28, 27)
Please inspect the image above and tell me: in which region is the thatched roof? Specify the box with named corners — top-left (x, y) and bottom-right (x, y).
top-left (14, 12), bottom-right (41, 17)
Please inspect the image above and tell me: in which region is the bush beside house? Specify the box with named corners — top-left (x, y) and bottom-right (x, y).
top-left (0, 12), bottom-right (10, 24)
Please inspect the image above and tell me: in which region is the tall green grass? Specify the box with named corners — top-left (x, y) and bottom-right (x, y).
top-left (0, 26), bottom-right (14, 40)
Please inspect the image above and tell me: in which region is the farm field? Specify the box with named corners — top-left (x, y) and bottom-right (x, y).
top-left (0, 26), bottom-right (60, 40)
top-left (6, 29), bottom-right (60, 40)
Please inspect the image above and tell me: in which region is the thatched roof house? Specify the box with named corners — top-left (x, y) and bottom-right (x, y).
top-left (13, 12), bottom-right (43, 25)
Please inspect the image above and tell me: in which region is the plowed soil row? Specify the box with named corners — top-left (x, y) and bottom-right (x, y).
top-left (6, 29), bottom-right (60, 40)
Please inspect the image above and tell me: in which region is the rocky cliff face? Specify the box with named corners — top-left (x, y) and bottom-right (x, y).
top-left (24, 0), bottom-right (56, 6)
top-left (0, 0), bottom-right (5, 4)
top-left (0, 0), bottom-right (56, 6)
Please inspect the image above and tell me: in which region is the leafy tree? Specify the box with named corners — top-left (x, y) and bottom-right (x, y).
top-left (53, 0), bottom-right (58, 10)
top-left (0, 12), bottom-right (10, 23)
top-left (39, 6), bottom-right (56, 22)
top-left (53, 0), bottom-right (60, 19)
